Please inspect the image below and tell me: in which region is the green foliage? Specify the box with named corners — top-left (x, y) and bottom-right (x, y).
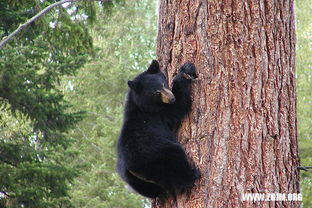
top-left (0, 104), bottom-right (79, 208)
top-left (296, 0), bottom-right (312, 207)
top-left (63, 0), bottom-right (156, 207)
top-left (0, 0), bottom-right (120, 207)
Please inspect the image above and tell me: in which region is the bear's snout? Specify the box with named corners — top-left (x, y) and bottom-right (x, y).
top-left (160, 87), bottom-right (175, 104)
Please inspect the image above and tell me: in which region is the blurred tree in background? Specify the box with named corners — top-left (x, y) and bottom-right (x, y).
top-left (296, 0), bottom-right (312, 207)
top-left (63, 1), bottom-right (156, 207)
top-left (0, 0), bottom-right (120, 207)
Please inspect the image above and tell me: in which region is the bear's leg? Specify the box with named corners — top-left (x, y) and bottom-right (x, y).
top-left (139, 144), bottom-right (200, 196)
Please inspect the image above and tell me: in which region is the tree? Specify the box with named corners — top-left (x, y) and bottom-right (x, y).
top-left (153, 0), bottom-right (300, 207)
top-left (0, 1), bottom-right (117, 207)
top-left (0, 0), bottom-right (81, 49)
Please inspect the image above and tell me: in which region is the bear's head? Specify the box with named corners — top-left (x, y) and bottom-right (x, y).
top-left (127, 60), bottom-right (175, 112)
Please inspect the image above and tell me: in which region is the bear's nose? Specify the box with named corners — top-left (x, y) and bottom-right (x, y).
top-left (168, 96), bottom-right (176, 104)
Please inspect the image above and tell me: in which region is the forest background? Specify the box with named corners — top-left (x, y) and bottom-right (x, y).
top-left (0, 0), bottom-right (311, 207)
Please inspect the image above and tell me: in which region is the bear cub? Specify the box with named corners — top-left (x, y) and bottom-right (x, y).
top-left (116, 60), bottom-right (200, 199)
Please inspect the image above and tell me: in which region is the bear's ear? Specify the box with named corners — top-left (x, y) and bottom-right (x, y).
top-left (127, 80), bottom-right (142, 92)
top-left (146, 60), bottom-right (160, 74)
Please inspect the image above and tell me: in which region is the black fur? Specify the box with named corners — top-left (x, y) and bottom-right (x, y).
top-left (116, 60), bottom-right (199, 199)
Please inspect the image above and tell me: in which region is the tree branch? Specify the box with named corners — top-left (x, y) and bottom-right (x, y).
top-left (0, 0), bottom-right (80, 49)
top-left (298, 166), bottom-right (312, 171)
top-left (0, 156), bottom-right (17, 167)
top-left (0, 192), bottom-right (11, 198)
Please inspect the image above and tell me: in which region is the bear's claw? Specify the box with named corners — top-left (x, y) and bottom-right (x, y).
top-left (180, 62), bottom-right (197, 79)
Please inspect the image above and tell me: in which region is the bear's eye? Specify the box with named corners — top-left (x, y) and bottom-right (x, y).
top-left (155, 90), bottom-right (161, 96)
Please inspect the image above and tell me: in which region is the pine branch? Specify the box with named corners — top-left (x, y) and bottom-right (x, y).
top-left (298, 166), bottom-right (312, 171)
top-left (0, 0), bottom-right (80, 49)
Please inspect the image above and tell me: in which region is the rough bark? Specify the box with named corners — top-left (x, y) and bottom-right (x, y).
top-left (153, 0), bottom-right (300, 207)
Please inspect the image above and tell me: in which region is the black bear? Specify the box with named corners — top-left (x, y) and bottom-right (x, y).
top-left (116, 60), bottom-right (199, 199)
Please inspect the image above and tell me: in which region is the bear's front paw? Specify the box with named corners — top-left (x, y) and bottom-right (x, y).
top-left (180, 62), bottom-right (197, 80)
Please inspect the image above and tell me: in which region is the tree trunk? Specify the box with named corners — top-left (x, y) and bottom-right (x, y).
top-left (153, 0), bottom-right (300, 207)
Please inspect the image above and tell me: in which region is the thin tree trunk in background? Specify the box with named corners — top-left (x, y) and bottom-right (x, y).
top-left (153, 0), bottom-right (300, 207)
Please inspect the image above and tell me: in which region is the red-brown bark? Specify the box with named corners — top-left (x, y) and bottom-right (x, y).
top-left (153, 0), bottom-right (300, 207)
